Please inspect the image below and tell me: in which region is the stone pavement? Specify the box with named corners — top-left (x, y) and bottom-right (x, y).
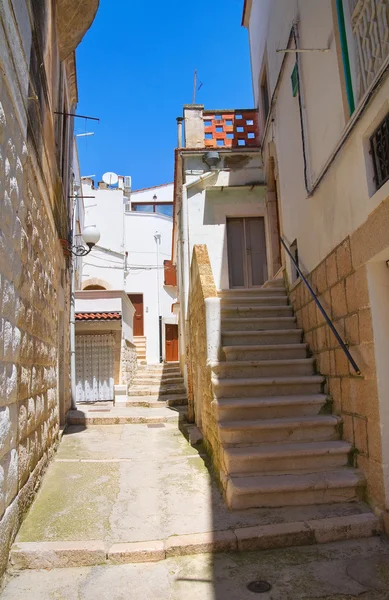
top-left (2, 538), bottom-right (389, 599)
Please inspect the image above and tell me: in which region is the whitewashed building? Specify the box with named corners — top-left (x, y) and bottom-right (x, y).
top-left (78, 178), bottom-right (177, 368)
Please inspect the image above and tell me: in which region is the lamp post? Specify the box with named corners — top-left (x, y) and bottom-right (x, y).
top-left (63, 225), bottom-right (101, 256)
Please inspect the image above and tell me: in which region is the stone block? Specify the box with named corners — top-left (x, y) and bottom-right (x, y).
top-left (235, 521), bottom-right (314, 552)
top-left (165, 530), bottom-right (237, 557)
top-left (342, 413), bottom-right (354, 445)
top-left (358, 308), bottom-right (374, 344)
top-left (336, 239), bottom-right (353, 279)
top-left (341, 377), bottom-right (379, 420)
top-left (108, 540), bottom-right (165, 564)
top-left (1, 448), bottom-right (18, 510)
top-left (346, 267), bottom-right (370, 314)
top-left (330, 281), bottom-right (348, 319)
top-left (326, 252), bottom-right (338, 288)
top-left (317, 351), bottom-right (330, 375)
top-left (312, 262), bottom-right (327, 294)
top-left (354, 416), bottom-right (368, 455)
top-left (351, 343), bottom-right (376, 378)
top-left (0, 404), bottom-right (17, 461)
top-left (308, 301), bottom-right (317, 330)
top-left (345, 313), bottom-right (359, 346)
top-left (334, 348), bottom-right (350, 376)
top-left (317, 291), bottom-right (331, 327)
top-left (366, 419), bottom-right (383, 462)
top-left (316, 326), bottom-right (328, 352)
top-left (0, 498), bottom-right (19, 578)
top-left (308, 513), bottom-right (379, 544)
top-left (10, 541), bottom-right (107, 569)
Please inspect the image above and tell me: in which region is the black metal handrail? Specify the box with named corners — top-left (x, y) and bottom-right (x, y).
top-left (280, 237), bottom-right (361, 375)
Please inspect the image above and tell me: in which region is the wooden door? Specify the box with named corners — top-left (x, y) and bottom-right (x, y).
top-left (165, 324), bottom-right (178, 362)
top-left (227, 217), bottom-right (267, 288)
top-left (128, 294), bottom-right (144, 336)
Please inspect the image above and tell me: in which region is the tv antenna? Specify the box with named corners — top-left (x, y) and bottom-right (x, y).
top-left (102, 171), bottom-right (119, 187)
top-left (192, 70), bottom-right (204, 104)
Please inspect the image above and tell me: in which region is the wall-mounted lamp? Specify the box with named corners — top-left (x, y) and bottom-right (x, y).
top-left (61, 225), bottom-right (100, 257)
top-left (203, 151), bottom-right (221, 170)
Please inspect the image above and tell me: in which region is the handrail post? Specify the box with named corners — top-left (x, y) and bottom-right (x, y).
top-left (280, 237), bottom-right (361, 375)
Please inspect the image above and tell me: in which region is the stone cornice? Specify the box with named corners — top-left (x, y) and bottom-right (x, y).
top-left (56, 0), bottom-right (99, 61)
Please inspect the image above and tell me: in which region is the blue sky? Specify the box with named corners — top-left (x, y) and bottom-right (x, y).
top-left (75, 0), bottom-right (253, 190)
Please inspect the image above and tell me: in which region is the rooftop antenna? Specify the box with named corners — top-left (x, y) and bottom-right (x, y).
top-left (192, 70), bottom-right (203, 104)
top-left (102, 171), bottom-right (119, 187)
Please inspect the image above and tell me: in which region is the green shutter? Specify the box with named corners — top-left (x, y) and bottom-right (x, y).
top-left (291, 63), bottom-right (299, 97)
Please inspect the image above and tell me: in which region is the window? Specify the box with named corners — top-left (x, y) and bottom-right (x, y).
top-left (290, 239), bottom-right (300, 283)
top-left (260, 68), bottom-right (270, 123)
top-left (370, 112), bottom-right (389, 190)
top-left (132, 203), bottom-right (173, 217)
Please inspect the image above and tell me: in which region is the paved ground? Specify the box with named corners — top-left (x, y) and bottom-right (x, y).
top-left (13, 421), bottom-right (372, 544)
top-left (2, 538), bottom-right (389, 599)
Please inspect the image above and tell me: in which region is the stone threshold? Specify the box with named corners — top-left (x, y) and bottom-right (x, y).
top-left (67, 409), bottom-right (187, 425)
top-left (10, 512), bottom-right (380, 570)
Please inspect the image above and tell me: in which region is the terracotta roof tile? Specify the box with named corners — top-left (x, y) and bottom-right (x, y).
top-left (75, 312), bottom-right (121, 321)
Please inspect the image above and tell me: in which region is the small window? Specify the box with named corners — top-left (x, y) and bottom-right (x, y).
top-left (246, 119), bottom-right (254, 125)
top-left (290, 239), bottom-right (300, 282)
top-left (217, 139), bottom-right (225, 146)
top-left (370, 112), bottom-right (389, 191)
top-left (226, 120), bottom-right (233, 126)
top-left (204, 120), bottom-right (212, 127)
top-left (132, 204), bottom-right (154, 213)
top-left (248, 133), bottom-right (255, 139)
top-left (238, 139), bottom-right (246, 146)
top-left (215, 115), bottom-right (222, 121)
top-left (216, 126), bottom-right (223, 133)
top-left (260, 68), bottom-right (270, 122)
top-left (237, 126), bottom-right (244, 132)
top-left (226, 133), bottom-right (234, 139)
top-left (205, 133), bottom-right (213, 139)
top-left (235, 114), bottom-right (243, 119)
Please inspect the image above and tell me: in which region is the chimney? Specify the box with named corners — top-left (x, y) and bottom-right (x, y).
top-left (176, 117), bottom-right (183, 148)
top-left (183, 104), bottom-right (204, 148)
top-left (98, 181), bottom-right (108, 190)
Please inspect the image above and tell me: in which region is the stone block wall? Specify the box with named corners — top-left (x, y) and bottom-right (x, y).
top-left (0, 77), bottom-right (70, 576)
top-left (289, 236), bottom-right (384, 508)
top-left (187, 245), bottom-right (224, 471)
top-left (120, 339), bottom-right (137, 388)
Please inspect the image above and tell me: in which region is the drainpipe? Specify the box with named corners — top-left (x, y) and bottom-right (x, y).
top-left (181, 171), bottom-right (216, 316)
top-left (336, 0), bottom-right (355, 115)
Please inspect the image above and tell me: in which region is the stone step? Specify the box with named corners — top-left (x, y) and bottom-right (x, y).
top-left (212, 375), bottom-right (324, 398)
top-left (219, 415), bottom-right (340, 445)
top-left (226, 469), bottom-right (365, 509)
top-left (213, 394), bottom-right (328, 421)
top-left (221, 305), bottom-right (293, 318)
top-left (222, 329), bottom-right (303, 346)
top-left (262, 279), bottom-right (285, 289)
top-left (221, 296), bottom-right (290, 308)
top-left (128, 385), bottom-right (186, 397)
top-left (222, 316), bottom-right (297, 332)
top-left (123, 395), bottom-right (188, 407)
top-left (67, 407), bottom-right (186, 426)
top-left (135, 375), bottom-right (184, 385)
top-left (223, 440), bottom-right (352, 475)
top-left (223, 344), bottom-right (308, 361)
top-left (211, 358), bottom-right (315, 379)
top-left (219, 288), bottom-right (287, 297)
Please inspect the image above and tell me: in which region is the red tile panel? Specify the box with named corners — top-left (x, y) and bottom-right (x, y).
top-left (203, 109), bottom-right (259, 148)
top-left (75, 312), bottom-right (121, 321)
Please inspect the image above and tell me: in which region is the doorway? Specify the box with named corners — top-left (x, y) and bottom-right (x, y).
top-left (128, 294), bottom-right (144, 336)
top-left (227, 217), bottom-right (268, 288)
top-left (165, 324), bottom-right (178, 362)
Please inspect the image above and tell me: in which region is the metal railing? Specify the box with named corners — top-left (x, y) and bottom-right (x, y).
top-left (280, 237), bottom-right (361, 375)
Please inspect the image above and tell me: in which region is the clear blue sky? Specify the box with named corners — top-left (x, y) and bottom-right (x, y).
top-left (75, 0), bottom-right (253, 191)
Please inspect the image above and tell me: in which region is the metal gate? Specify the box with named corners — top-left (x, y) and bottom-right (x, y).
top-left (75, 334), bottom-right (115, 402)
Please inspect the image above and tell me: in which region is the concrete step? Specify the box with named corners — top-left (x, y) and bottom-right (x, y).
top-left (219, 415), bottom-right (340, 445)
top-left (221, 305), bottom-right (293, 318)
top-left (67, 406), bottom-right (186, 426)
top-left (222, 316), bottom-right (297, 332)
top-left (211, 359), bottom-right (315, 379)
top-left (135, 375), bottom-right (184, 385)
top-left (128, 384), bottom-right (186, 397)
top-left (223, 440), bottom-right (352, 475)
top-left (222, 329), bottom-right (303, 346)
top-left (226, 469), bottom-right (365, 509)
top-left (223, 344), bottom-right (308, 361)
top-left (212, 375), bottom-right (324, 398)
top-left (213, 394), bottom-right (328, 421)
top-left (262, 279), bottom-right (285, 289)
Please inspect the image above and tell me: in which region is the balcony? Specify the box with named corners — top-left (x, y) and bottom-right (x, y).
top-left (56, 0), bottom-right (99, 60)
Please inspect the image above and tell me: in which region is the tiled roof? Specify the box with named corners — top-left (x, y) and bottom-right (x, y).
top-left (75, 312), bottom-right (121, 321)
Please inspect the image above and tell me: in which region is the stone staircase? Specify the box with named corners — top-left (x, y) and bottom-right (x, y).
top-left (212, 280), bottom-right (365, 510)
top-left (133, 336), bottom-right (147, 362)
top-left (126, 362), bottom-right (188, 407)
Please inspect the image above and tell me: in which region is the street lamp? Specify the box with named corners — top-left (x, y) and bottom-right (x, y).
top-left (62, 225), bottom-right (100, 256)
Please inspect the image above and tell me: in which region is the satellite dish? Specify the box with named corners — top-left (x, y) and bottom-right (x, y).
top-left (102, 171), bottom-right (119, 186)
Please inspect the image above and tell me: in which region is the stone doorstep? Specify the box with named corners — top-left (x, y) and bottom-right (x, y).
top-left (66, 411), bottom-right (185, 425)
top-left (10, 513), bottom-right (381, 570)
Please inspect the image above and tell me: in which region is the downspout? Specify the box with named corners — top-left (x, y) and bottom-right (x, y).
top-left (336, 0), bottom-right (355, 115)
